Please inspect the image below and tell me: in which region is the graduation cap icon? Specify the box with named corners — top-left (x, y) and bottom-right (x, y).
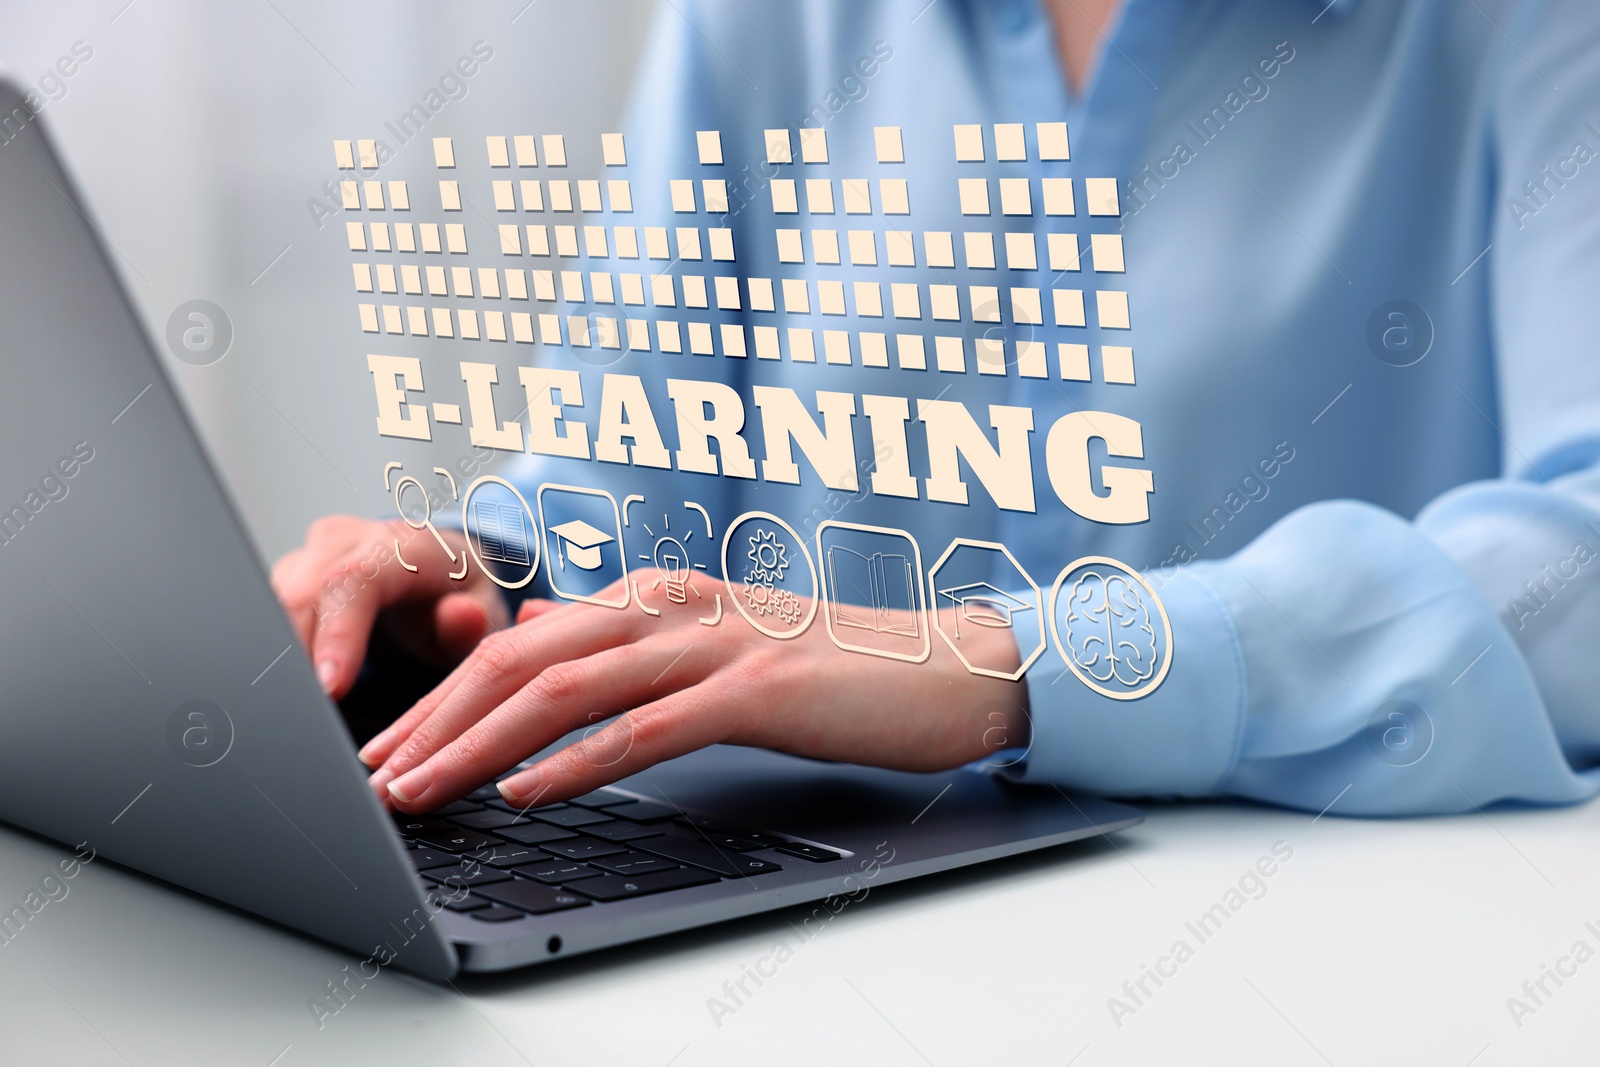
top-left (936, 582), bottom-right (1035, 638)
top-left (549, 519), bottom-right (615, 571)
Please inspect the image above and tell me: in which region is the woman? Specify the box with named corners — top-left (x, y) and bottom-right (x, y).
top-left (277, 0), bottom-right (1600, 817)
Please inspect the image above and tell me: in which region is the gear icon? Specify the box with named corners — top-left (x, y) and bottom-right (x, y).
top-left (743, 571), bottom-right (802, 623)
top-left (744, 573), bottom-right (776, 615)
top-left (772, 587), bottom-right (803, 624)
top-left (747, 528), bottom-right (789, 583)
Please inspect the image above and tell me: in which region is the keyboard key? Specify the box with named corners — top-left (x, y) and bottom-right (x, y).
top-left (776, 842), bottom-right (844, 863)
top-left (468, 905), bottom-right (528, 923)
top-left (486, 799), bottom-right (569, 815)
top-left (416, 828), bottom-right (504, 854)
top-left (407, 847), bottom-right (460, 871)
top-left (467, 843), bottom-right (550, 869)
top-left (566, 789), bottom-right (631, 808)
top-left (635, 838), bottom-right (784, 877)
top-left (493, 822), bottom-right (579, 846)
top-left (674, 813), bottom-right (739, 834)
top-left (533, 807), bottom-right (614, 828)
top-left (466, 783), bottom-right (505, 802)
top-left (585, 820), bottom-right (663, 843)
top-left (392, 814), bottom-right (454, 838)
top-left (449, 808), bottom-right (532, 831)
top-left (540, 837), bottom-right (628, 861)
top-left (421, 862), bottom-right (512, 889)
top-left (477, 880), bottom-right (591, 914)
top-left (590, 852), bottom-right (681, 876)
top-left (601, 800), bottom-right (679, 823)
top-left (427, 891), bottom-right (490, 913)
top-left (567, 867), bottom-right (720, 902)
top-left (702, 833), bottom-right (769, 852)
top-left (514, 860), bottom-right (603, 884)
top-left (434, 799), bottom-right (485, 817)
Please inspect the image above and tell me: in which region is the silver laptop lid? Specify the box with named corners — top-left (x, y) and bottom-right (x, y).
top-left (0, 80), bottom-right (456, 980)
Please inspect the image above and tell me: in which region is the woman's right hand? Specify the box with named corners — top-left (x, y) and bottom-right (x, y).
top-left (270, 515), bottom-right (511, 699)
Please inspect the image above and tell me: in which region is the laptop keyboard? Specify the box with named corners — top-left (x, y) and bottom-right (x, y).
top-left (394, 781), bottom-right (845, 923)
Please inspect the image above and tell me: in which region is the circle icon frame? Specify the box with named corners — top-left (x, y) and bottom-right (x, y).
top-left (721, 511), bottom-right (818, 639)
top-left (459, 475), bottom-right (542, 591)
top-left (1048, 556), bottom-right (1174, 701)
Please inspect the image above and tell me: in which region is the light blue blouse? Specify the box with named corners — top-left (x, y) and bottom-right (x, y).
top-left (507, 0), bottom-right (1600, 814)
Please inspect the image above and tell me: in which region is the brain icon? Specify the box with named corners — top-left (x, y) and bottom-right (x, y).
top-left (1053, 559), bottom-right (1171, 699)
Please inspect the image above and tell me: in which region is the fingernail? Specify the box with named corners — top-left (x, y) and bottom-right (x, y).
top-left (388, 764), bottom-right (431, 806)
top-left (317, 660), bottom-right (339, 694)
top-left (367, 766), bottom-right (394, 800)
top-left (357, 727), bottom-right (392, 767)
top-left (498, 771), bottom-right (541, 808)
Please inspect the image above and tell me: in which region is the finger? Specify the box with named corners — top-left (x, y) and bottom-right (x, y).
top-left (374, 605), bottom-right (651, 787)
top-left (385, 638), bottom-right (711, 812)
top-left (357, 596), bottom-right (575, 769)
top-left (386, 585), bottom-right (507, 665)
top-left (272, 519), bottom-right (388, 671)
top-left (515, 598), bottom-right (562, 625)
top-left (497, 682), bottom-right (741, 806)
top-left (271, 548), bottom-right (322, 651)
top-left (307, 556), bottom-right (391, 698)
top-left (433, 593), bottom-right (497, 660)
top-left (311, 528), bottom-right (471, 699)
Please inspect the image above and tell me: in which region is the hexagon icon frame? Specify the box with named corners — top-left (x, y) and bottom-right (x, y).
top-left (1048, 555), bottom-right (1174, 701)
top-left (928, 538), bottom-right (1044, 681)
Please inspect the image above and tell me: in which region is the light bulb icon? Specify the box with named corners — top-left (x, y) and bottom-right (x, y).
top-left (653, 535), bottom-right (690, 604)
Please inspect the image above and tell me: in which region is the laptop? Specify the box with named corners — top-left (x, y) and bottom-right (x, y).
top-left (0, 80), bottom-right (1141, 980)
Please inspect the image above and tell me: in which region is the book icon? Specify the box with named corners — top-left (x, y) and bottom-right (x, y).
top-left (472, 500), bottom-right (532, 566)
top-left (826, 546), bottom-right (920, 637)
top-left (815, 521), bottom-right (930, 663)
top-left (459, 475), bottom-right (541, 591)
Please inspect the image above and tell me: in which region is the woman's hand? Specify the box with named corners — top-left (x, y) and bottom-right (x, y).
top-left (271, 515), bottom-right (511, 698)
top-left (361, 569), bottom-right (1031, 812)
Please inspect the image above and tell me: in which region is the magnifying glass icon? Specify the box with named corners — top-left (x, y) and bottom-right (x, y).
top-left (393, 475), bottom-right (466, 578)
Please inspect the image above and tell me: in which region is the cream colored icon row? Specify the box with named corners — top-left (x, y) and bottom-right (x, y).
top-left (494, 224), bottom-right (736, 260)
top-left (952, 122), bottom-right (1072, 163)
top-left (353, 303), bottom-right (1132, 382)
top-left (486, 179), bottom-right (632, 213)
top-left (959, 176), bottom-right (1119, 217)
top-left (351, 264), bottom-right (1129, 329)
top-left (346, 221), bottom-right (467, 254)
top-left (343, 221), bottom-right (740, 260)
top-left (436, 179), bottom-right (636, 214)
top-left (774, 229), bottom-right (1122, 272)
top-left (337, 124), bottom-right (1078, 175)
top-left (336, 134), bottom-right (618, 171)
top-left (429, 134), bottom-right (588, 169)
top-left (344, 222), bottom-right (1124, 275)
top-left (336, 177), bottom-right (630, 214)
top-left (753, 123), bottom-right (1071, 167)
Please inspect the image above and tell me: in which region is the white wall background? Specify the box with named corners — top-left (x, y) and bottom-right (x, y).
top-left (0, 0), bottom-right (655, 559)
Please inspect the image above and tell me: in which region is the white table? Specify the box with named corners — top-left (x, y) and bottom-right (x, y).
top-left (3, 796), bottom-right (1595, 1066)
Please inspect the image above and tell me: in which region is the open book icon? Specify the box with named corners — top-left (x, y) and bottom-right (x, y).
top-left (827, 546), bottom-right (920, 637)
top-left (472, 500), bottom-right (531, 566)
